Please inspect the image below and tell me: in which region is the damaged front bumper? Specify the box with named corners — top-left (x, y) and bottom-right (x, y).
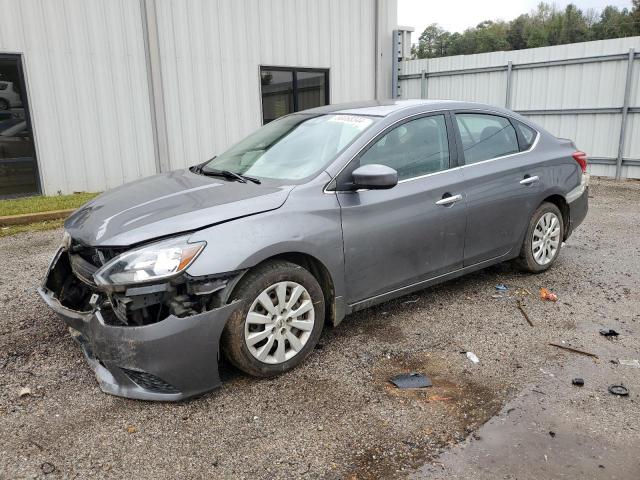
top-left (39, 247), bottom-right (242, 401)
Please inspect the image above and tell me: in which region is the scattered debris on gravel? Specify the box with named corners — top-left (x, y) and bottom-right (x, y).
top-left (1, 178), bottom-right (639, 479)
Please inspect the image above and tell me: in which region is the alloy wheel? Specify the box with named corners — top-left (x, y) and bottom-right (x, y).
top-left (244, 281), bottom-right (315, 364)
top-left (532, 212), bottom-right (561, 265)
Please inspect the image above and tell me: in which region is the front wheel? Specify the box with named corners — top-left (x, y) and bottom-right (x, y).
top-left (515, 202), bottom-right (564, 273)
top-left (221, 260), bottom-right (325, 377)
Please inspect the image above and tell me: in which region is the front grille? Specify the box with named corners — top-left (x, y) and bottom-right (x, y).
top-left (121, 368), bottom-right (180, 394)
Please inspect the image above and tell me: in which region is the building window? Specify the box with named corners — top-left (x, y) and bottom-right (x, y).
top-left (0, 54), bottom-right (39, 197)
top-left (260, 67), bottom-right (329, 124)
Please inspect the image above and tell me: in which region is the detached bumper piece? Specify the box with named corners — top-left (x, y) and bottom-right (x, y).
top-left (39, 248), bottom-right (242, 401)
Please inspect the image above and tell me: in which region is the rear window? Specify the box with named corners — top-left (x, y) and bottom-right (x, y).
top-left (515, 121), bottom-right (537, 150)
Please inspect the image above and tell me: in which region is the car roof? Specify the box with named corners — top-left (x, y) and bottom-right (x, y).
top-left (301, 99), bottom-right (517, 118)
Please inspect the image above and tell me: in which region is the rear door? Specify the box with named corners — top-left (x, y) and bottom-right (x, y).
top-left (336, 112), bottom-right (467, 303)
top-left (453, 111), bottom-right (542, 266)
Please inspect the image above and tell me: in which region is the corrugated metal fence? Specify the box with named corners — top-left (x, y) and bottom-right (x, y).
top-left (398, 37), bottom-right (640, 179)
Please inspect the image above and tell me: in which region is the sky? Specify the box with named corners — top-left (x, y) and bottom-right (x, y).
top-left (398, 0), bottom-right (635, 40)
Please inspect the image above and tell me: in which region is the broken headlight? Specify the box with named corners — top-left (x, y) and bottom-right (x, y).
top-left (93, 235), bottom-right (205, 287)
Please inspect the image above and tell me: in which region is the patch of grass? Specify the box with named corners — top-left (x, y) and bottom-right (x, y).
top-left (0, 192), bottom-right (99, 217)
top-left (0, 219), bottom-right (64, 238)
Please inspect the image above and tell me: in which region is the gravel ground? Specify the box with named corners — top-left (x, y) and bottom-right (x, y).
top-left (1, 178), bottom-right (639, 479)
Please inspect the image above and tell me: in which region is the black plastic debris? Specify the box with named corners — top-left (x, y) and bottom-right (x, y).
top-left (608, 385), bottom-right (629, 396)
top-left (599, 329), bottom-right (619, 337)
top-left (572, 378), bottom-right (584, 387)
top-left (549, 431), bottom-right (556, 438)
top-left (390, 373), bottom-right (432, 389)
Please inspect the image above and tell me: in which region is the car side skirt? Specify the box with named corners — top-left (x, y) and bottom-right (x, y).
top-left (347, 250), bottom-right (517, 313)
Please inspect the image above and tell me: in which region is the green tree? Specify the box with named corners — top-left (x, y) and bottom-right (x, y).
top-left (595, 5), bottom-right (638, 38)
top-left (412, 2), bottom-right (640, 59)
top-left (559, 4), bottom-right (590, 44)
top-left (414, 23), bottom-right (447, 59)
top-left (474, 21), bottom-right (510, 53)
top-left (507, 15), bottom-right (528, 50)
top-left (633, 0), bottom-right (640, 34)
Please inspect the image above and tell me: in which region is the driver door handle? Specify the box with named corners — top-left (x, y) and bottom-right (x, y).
top-left (435, 194), bottom-right (463, 206)
top-left (520, 175), bottom-right (539, 185)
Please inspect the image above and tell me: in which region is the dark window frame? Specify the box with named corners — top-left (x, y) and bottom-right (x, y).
top-left (512, 120), bottom-right (538, 151)
top-left (0, 53), bottom-right (41, 197)
top-left (259, 66), bottom-right (329, 124)
top-left (450, 110), bottom-right (523, 166)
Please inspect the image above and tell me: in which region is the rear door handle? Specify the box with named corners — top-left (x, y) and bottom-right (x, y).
top-left (435, 194), bottom-right (463, 206)
top-left (520, 175), bottom-right (539, 185)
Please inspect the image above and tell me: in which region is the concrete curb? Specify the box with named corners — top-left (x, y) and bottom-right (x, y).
top-left (0, 209), bottom-right (74, 227)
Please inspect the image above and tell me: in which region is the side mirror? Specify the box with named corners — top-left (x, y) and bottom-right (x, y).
top-left (351, 164), bottom-right (398, 190)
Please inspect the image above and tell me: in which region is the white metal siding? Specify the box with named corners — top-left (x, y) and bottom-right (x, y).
top-left (399, 37), bottom-right (640, 179)
top-left (0, 0), bottom-right (157, 195)
top-left (0, 0), bottom-right (396, 193)
top-left (153, 0), bottom-right (392, 171)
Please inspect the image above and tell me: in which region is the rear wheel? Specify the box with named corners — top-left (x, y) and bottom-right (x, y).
top-left (221, 260), bottom-right (324, 377)
top-left (515, 202), bottom-right (564, 273)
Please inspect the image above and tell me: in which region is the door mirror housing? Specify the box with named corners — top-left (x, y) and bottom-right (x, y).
top-left (351, 164), bottom-right (398, 190)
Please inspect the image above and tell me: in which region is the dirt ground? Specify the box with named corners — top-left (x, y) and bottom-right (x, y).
top-left (1, 178), bottom-right (639, 479)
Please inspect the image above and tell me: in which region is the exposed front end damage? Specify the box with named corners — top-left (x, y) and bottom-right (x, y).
top-left (39, 243), bottom-right (244, 401)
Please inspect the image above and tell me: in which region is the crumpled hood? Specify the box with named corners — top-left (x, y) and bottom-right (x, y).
top-left (65, 169), bottom-right (293, 247)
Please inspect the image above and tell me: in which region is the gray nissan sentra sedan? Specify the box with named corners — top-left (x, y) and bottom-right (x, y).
top-left (39, 100), bottom-right (589, 400)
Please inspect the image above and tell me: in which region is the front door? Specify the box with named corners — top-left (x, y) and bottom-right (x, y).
top-left (336, 113), bottom-right (467, 303)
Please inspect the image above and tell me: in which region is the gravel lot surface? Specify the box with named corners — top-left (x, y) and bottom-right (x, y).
top-left (1, 178), bottom-right (639, 479)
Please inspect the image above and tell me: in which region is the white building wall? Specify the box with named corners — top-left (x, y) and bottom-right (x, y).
top-left (399, 37), bottom-right (640, 179)
top-left (0, 0), bottom-right (398, 194)
top-left (154, 0), bottom-right (397, 171)
top-left (0, 0), bottom-right (157, 195)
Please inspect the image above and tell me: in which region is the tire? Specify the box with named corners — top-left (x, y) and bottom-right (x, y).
top-left (221, 260), bottom-right (325, 377)
top-left (0, 99), bottom-right (9, 111)
top-left (515, 202), bottom-right (564, 273)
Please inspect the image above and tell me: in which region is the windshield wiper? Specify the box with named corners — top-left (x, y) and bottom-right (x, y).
top-left (197, 168), bottom-right (261, 184)
top-left (189, 164), bottom-right (205, 174)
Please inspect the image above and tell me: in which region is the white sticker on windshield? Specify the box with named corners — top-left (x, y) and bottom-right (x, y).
top-left (328, 115), bottom-right (372, 130)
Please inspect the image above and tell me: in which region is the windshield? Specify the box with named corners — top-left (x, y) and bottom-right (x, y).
top-left (201, 113), bottom-right (376, 181)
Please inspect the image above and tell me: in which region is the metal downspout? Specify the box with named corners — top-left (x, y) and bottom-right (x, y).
top-left (374, 0), bottom-right (379, 100)
top-left (140, 0), bottom-right (170, 173)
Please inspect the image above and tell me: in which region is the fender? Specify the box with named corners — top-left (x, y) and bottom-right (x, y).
top-left (186, 181), bottom-right (347, 323)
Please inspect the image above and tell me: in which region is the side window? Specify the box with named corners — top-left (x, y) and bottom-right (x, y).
top-left (360, 115), bottom-right (450, 181)
top-left (455, 113), bottom-right (519, 164)
top-left (514, 121), bottom-right (537, 150)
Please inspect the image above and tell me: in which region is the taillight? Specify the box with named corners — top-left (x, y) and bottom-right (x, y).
top-left (572, 151), bottom-right (587, 173)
